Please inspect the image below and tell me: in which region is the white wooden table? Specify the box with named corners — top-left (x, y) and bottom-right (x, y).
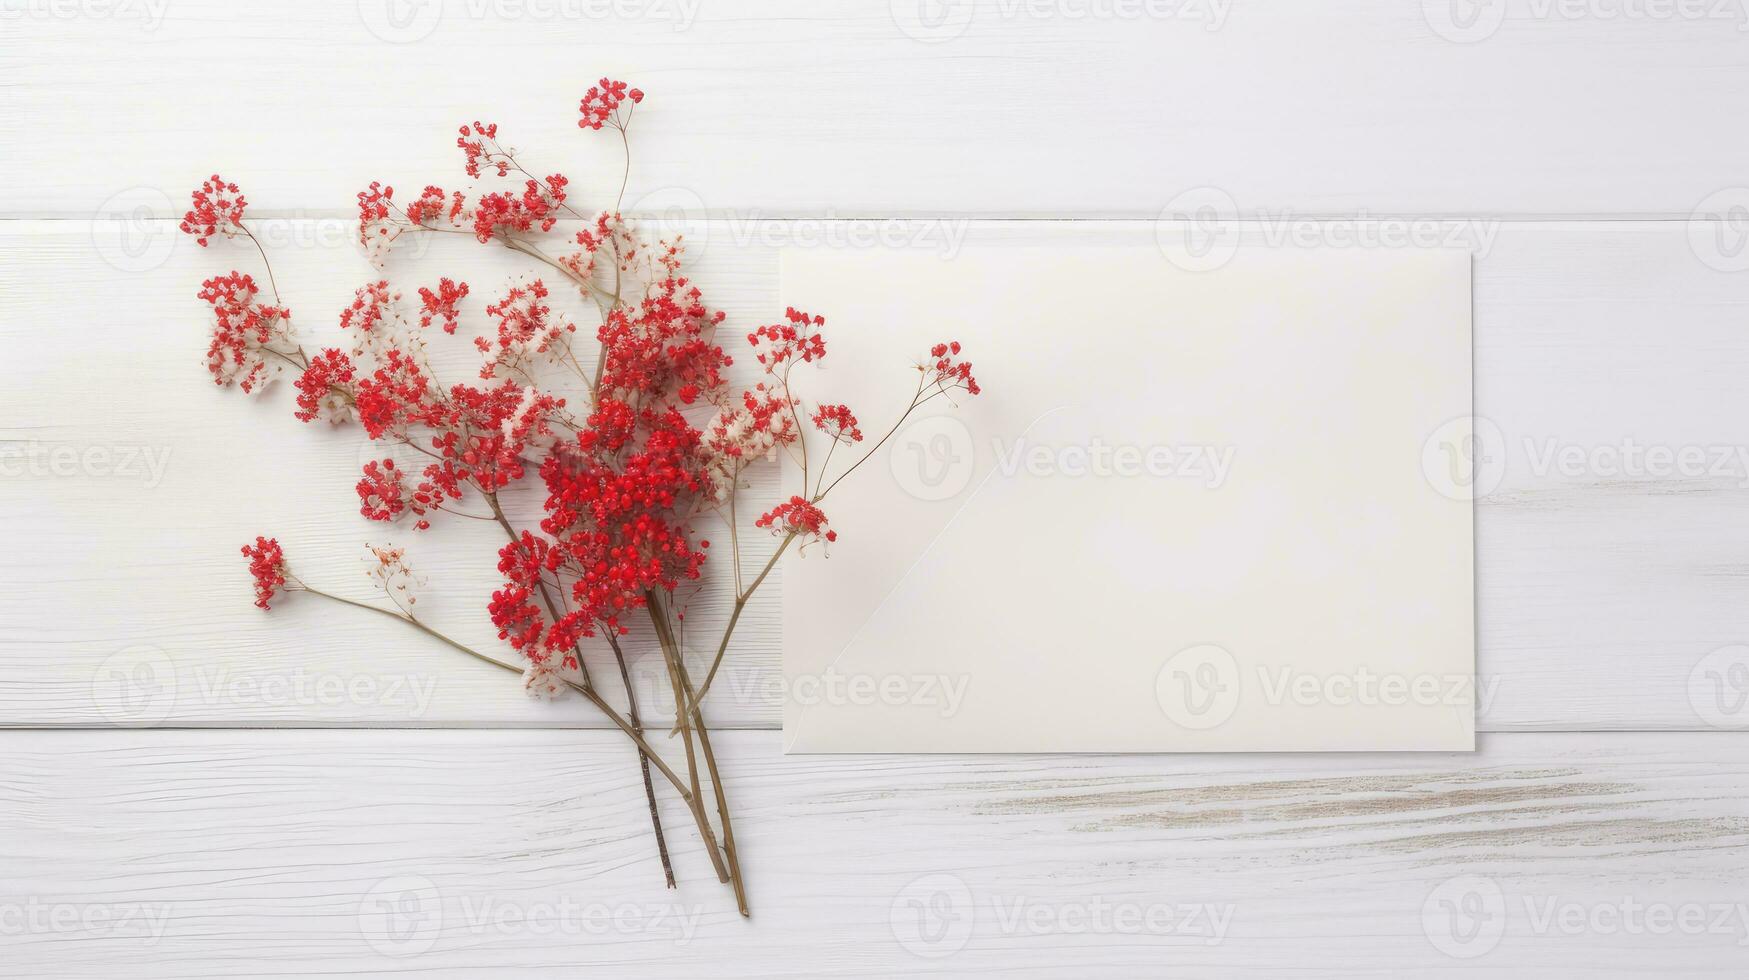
top-left (5, 2), bottom-right (1749, 975)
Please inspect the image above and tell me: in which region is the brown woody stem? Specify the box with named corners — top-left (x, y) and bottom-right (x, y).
top-left (481, 493), bottom-right (696, 887)
top-left (646, 592), bottom-right (748, 916)
top-left (671, 633), bottom-right (750, 917)
top-left (296, 584), bottom-right (731, 898)
top-left (606, 630), bottom-right (676, 889)
top-left (641, 594), bottom-right (732, 885)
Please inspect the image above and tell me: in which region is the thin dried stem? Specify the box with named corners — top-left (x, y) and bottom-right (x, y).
top-left (671, 532), bottom-right (794, 734)
top-left (605, 630), bottom-right (675, 889)
top-left (293, 584), bottom-right (692, 799)
top-left (643, 594), bottom-right (732, 885)
top-left (648, 592), bottom-right (747, 915)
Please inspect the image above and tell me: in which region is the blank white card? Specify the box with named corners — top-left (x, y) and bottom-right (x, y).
top-left (780, 246), bottom-right (1474, 752)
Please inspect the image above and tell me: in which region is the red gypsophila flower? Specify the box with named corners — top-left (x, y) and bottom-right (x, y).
top-left (242, 536), bottom-right (288, 609)
top-left (471, 176), bottom-right (569, 243)
top-left (357, 458), bottom-right (412, 525)
top-left (181, 174), bottom-right (247, 247)
top-left (417, 277), bottom-right (470, 334)
top-left (928, 340), bottom-right (981, 396)
top-left (578, 78), bottom-right (643, 130)
top-left (811, 403), bottom-right (862, 444)
top-left (457, 121), bottom-right (508, 178)
top-left (748, 307), bottom-right (826, 371)
top-left (755, 496), bottom-right (836, 548)
top-left (293, 348), bottom-right (357, 423)
top-left (200, 271), bottom-right (294, 394)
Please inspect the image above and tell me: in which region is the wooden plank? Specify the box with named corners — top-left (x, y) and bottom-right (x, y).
top-left (7, 0), bottom-right (1749, 218)
top-left (1, 730), bottom-right (1747, 977)
top-left (3, 219), bottom-right (1749, 730)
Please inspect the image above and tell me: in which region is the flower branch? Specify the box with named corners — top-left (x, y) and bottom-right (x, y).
top-left (191, 80), bottom-right (982, 918)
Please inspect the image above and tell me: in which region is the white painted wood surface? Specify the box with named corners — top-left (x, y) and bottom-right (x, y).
top-left (8, 0), bottom-right (1749, 218)
top-left (4, 731), bottom-right (1749, 978)
top-left (5, 2), bottom-right (1749, 976)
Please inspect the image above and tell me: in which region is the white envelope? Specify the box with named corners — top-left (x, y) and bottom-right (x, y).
top-left (779, 245), bottom-right (1474, 752)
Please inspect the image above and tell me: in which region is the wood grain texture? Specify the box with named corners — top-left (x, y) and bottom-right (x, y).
top-left (4, 219), bottom-right (1749, 729)
top-left (2, 730), bottom-right (1748, 978)
top-left (7, 6), bottom-right (1749, 974)
top-left (6, 0), bottom-right (1749, 218)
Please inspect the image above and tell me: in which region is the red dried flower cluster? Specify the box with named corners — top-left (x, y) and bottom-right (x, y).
top-left (929, 341), bottom-right (980, 396)
top-left (192, 82), bottom-right (982, 915)
top-left (755, 495), bottom-right (835, 546)
top-left (472, 175), bottom-right (569, 243)
top-left (811, 403), bottom-right (863, 444)
top-left (241, 536), bottom-right (287, 609)
top-left (356, 458), bottom-right (450, 530)
top-left (418, 277), bottom-right (469, 333)
top-left (339, 280), bottom-right (400, 338)
top-left (478, 278), bottom-right (575, 379)
top-left (405, 184), bottom-right (466, 228)
top-left (181, 173), bottom-right (247, 247)
top-left (578, 77), bottom-right (643, 130)
top-left (458, 121), bottom-right (508, 179)
top-left (748, 307), bottom-right (827, 369)
top-left (293, 348), bottom-right (355, 423)
top-left (200, 271), bottom-right (294, 393)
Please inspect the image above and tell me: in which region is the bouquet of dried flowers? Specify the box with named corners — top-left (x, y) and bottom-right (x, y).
top-left (187, 80), bottom-right (980, 916)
